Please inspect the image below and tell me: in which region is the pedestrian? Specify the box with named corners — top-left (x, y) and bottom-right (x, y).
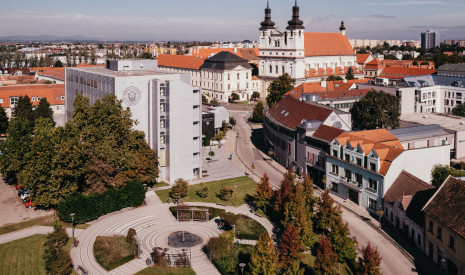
top-left (230, 154), bottom-right (232, 160)
top-left (167, 198), bottom-right (170, 204)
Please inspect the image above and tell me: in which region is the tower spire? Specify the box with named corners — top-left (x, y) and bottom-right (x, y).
top-left (260, 1), bottom-right (276, 31)
top-left (286, 0), bottom-right (305, 30)
top-left (340, 20), bottom-right (346, 36)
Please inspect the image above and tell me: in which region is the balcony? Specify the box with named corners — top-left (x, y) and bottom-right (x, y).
top-left (340, 177), bottom-right (363, 189)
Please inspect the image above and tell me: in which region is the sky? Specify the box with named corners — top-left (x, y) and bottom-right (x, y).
top-left (1, 0), bottom-right (464, 41)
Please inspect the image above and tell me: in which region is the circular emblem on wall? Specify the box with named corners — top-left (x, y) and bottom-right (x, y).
top-left (123, 86), bottom-right (141, 106)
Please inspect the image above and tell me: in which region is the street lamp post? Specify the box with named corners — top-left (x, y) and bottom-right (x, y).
top-left (234, 185), bottom-right (237, 207)
top-left (239, 263), bottom-right (246, 275)
top-left (70, 213), bottom-right (75, 239)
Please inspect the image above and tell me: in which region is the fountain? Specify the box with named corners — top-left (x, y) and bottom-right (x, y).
top-left (168, 231), bottom-right (202, 248)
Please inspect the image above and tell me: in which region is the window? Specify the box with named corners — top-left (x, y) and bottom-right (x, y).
top-left (331, 164), bottom-right (339, 175)
top-left (370, 162), bottom-right (376, 171)
top-left (355, 173), bottom-right (362, 184)
top-left (275, 65), bottom-right (278, 74)
top-left (193, 121), bottom-right (199, 125)
top-left (160, 87), bottom-right (166, 96)
top-left (193, 152), bottom-right (199, 156)
top-left (269, 66), bottom-right (272, 73)
top-left (332, 149), bottom-right (338, 157)
top-left (331, 182), bottom-right (338, 193)
top-left (193, 136), bottom-right (199, 140)
top-left (160, 103), bottom-right (165, 112)
top-left (429, 220), bottom-right (434, 233)
top-left (369, 198), bottom-right (377, 210)
top-left (237, 73), bottom-right (239, 79)
top-left (37, 97), bottom-right (41, 101)
top-left (0, 98), bottom-right (2, 104)
top-left (10, 96), bottom-right (18, 106)
top-left (160, 135), bottom-right (166, 144)
top-left (449, 236), bottom-right (455, 250)
top-left (228, 84), bottom-right (231, 90)
top-left (228, 74), bottom-right (230, 80)
top-left (356, 158), bottom-right (362, 166)
top-left (344, 169), bottom-right (352, 181)
top-left (60, 96), bottom-right (65, 100)
top-left (160, 119), bottom-right (165, 128)
top-left (32, 97), bottom-right (36, 102)
top-left (437, 226), bottom-right (442, 240)
top-left (345, 154), bottom-right (350, 162)
top-left (368, 178), bottom-right (378, 191)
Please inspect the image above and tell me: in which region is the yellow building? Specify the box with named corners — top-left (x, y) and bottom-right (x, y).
top-left (423, 176), bottom-right (465, 275)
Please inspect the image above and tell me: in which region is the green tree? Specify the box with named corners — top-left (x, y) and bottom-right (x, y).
top-left (141, 52), bottom-right (153, 59)
top-left (12, 95), bottom-right (34, 127)
top-left (330, 221), bottom-right (357, 263)
top-left (314, 235), bottom-right (338, 275)
top-left (229, 116), bottom-right (236, 127)
top-left (452, 104), bottom-right (465, 117)
top-left (210, 98), bottom-right (219, 105)
top-left (431, 164), bottom-right (453, 188)
top-left (384, 54), bottom-right (398, 60)
top-left (350, 90), bottom-right (400, 130)
top-left (230, 92), bottom-right (240, 102)
top-left (314, 189), bottom-right (342, 234)
top-left (357, 242), bottom-right (382, 275)
top-left (34, 98), bottom-right (55, 125)
top-left (250, 232), bottom-right (279, 275)
top-left (202, 94), bottom-right (208, 103)
top-left (204, 131), bottom-right (211, 146)
top-left (346, 67), bottom-right (355, 80)
top-left (326, 75), bottom-right (343, 81)
top-left (54, 60), bottom-right (63, 67)
top-left (43, 223), bottom-right (73, 275)
top-left (254, 173), bottom-right (274, 211)
top-left (0, 105), bottom-right (8, 134)
top-left (252, 101), bottom-right (264, 123)
top-left (171, 178), bottom-right (188, 199)
top-left (251, 91), bottom-right (260, 100)
top-left (266, 73), bottom-right (294, 107)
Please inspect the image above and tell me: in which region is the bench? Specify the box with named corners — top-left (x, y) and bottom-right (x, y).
top-left (77, 265), bottom-right (88, 275)
top-left (73, 239), bottom-right (79, 247)
top-left (254, 213), bottom-right (263, 218)
top-left (216, 203), bottom-right (227, 207)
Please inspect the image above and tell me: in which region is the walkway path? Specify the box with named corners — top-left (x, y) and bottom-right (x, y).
top-left (0, 225), bottom-right (85, 245)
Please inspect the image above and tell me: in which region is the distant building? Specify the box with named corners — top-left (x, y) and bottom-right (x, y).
top-left (423, 176), bottom-right (465, 275)
top-left (421, 30), bottom-right (440, 49)
top-left (326, 129), bottom-right (449, 213)
top-left (444, 40), bottom-right (465, 47)
top-left (65, 60), bottom-right (202, 183)
top-left (375, 67), bottom-right (437, 86)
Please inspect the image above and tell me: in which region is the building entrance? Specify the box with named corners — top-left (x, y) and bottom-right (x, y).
top-left (348, 189), bottom-right (359, 205)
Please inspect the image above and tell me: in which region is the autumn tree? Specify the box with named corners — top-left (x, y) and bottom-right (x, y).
top-left (314, 235), bottom-right (338, 275)
top-left (266, 73), bottom-right (294, 107)
top-left (278, 224), bottom-right (304, 270)
top-left (350, 90), bottom-right (400, 130)
top-left (43, 223), bottom-right (73, 275)
top-left (357, 242), bottom-right (382, 275)
top-left (314, 189), bottom-right (342, 234)
top-left (171, 178), bottom-right (189, 199)
top-left (330, 221), bottom-right (357, 263)
top-left (254, 173), bottom-right (273, 211)
top-left (274, 179), bottom-right (294, 227)
top-left (0, 105), bottom-right (8, 134)
top-left (249, 233), bottom-right (279, 275)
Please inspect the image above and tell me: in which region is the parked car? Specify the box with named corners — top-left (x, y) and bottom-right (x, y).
top-left (20, 192), bottom-right (29, 201)
top-left (24, 199), bottom-right (35, 209)
top-left (15, 184), bottom-right (22, 190)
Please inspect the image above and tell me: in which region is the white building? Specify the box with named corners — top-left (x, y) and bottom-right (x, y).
top-left (65, 60), bottom-right (202, 183)
top-left (326, 129), bottom-right (449, 214)
top-left (421, 30), bottom-right (440, 49)
top-left (258, 2), bottom-right (357, 87)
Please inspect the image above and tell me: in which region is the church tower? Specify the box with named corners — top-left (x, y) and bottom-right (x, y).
top-left (283, 0), bottom-right (306, 82)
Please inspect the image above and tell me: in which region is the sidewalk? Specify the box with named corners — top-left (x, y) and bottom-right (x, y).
top-left (0, 225), bottom-right (85, 245)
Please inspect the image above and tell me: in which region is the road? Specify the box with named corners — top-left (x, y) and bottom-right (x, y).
top-left (228, 108), bottom-right (417, 275)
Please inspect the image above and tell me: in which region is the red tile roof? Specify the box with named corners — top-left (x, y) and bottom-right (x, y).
top-left (378, 67), bottom-right (436, 79)
top-left (286, 81), bottom-right (371, 99)
top-left (38, 68), bottom-right (65, 81)
top-left (157, 54), bottom-right (205, 70)
top-left (335, 129), bottom-right (404, 176)
top-left (364, 59), bottom-right (383, 70)
top-left (304, 33), bottom-right (355, 57)
top-left (0, 84), bottom-right (64, 108)
top-left (423, 176), bottom-right (465, 239)
top-left (268, 95), bottom-right (333, 130)
top-left (313, 124), bottom-right (345, 141)
top-left (305, 66), bottom-right (362, 78)
top-left (357, 54), bottom-right (371, 64)
top-left (383, 171), bottom-right (434, 203)
top-left (192, 48), bottom-right (259, 61)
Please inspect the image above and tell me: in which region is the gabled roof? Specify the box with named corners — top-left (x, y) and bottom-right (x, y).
top-left (364, 58), bottom-right (383, 70)
top-left (157, 54), bottom-right (204, 70)
top-left (192, 48), bottom-right (259, 62)
top-left (305, 66), bottom-right (363, 78)
top-left (357, 54), bottom-right (371, 64)
top-left (405, 188), bottom-right (436, 227)
top-left (304, 33), bottom-right (355, 57)
top-left (379, 67), bottom-right (436, 80)
top-left (313, 124), bottom-right (345, 142)
top-left (335, 129), bottom-right (404, 176)
top-left (383, 171), bottom-right (435, 203)
top-left (423, 176), bottom-right (465, 239)
top-left (0, 84), bottom-right (65, 107)
top-left (268, 95), bottom-right (334, 130)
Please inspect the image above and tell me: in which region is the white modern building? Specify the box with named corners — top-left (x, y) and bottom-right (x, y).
top-left (421, 30), bottom-right (440, 49)
top-left (65, 60), bottom-right (202, 183)
top-left (258, 2), bottom-right (357, 86)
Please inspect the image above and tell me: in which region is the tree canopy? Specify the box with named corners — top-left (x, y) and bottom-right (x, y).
top-left (252, 101), bottom-right (264, 123)
top-left (350, 90), bottom-right (400, 130)
top-left (0, 105), bottom-right (8, 134)
top-left (249, 233), bottom-right (279, 275)
top-left (34, 98), bottom-right (55, 125)
top-left (345, 67), bottom-right (355, 80)
top-left (266, 73), bottom-right (294, 108)
top-left (431, 164), bottom-right (453, 188)
top-left (452, 104), bottom-right (465, 117)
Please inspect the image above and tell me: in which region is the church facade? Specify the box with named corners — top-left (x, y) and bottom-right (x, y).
top-left (258, 1), bottom-right (359, 86)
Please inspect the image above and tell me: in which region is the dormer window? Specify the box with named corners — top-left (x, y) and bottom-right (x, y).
top-left (332, 149), bottom-right (338, 157)
top-left (370, 163), bottom-right (376, 172)
top-left (356, 158), bottom-right (362, 166)
top-left (345, 154), bottom-right (350, 162)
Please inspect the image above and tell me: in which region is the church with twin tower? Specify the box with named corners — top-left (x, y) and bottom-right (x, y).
top-left (258, 1), bottom-right (358, 86)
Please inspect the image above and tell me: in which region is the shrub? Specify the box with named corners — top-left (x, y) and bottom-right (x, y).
top-left (171, 179), bottom-right (188, 199)
top-left (252, 91), bottom-right (260, 100)
top-left (208, 151), bottom-right (215, 157)
top-left (94, 236), bottom-right (136, 271)
top-left (151, 247), bottom-right (168, 267)
top-left (229, 116), bottom-right (236, 127)
top-left (57, 181), bottom-right (145, 224)
top-left (206, 232), bottom-right (234, 258)
top-left (196, 184), bottom-right (209, 198)
top-left (230, 92), bottom-right (240, 102)
top-left (126, 228), bottom-right (137, 246)
top-left (43, 223), bottom-right (72, 275)
top-left (219, 212), bottom-right (237, 230)
top-left (219, 187), bottom-right (233, 201)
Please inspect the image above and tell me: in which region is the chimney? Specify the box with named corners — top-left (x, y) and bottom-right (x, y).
top-left (234, 47), bottom-right (237, 53)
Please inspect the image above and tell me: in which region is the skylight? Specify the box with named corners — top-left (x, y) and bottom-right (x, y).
top-left (284, 112), bottom-right (290, 117)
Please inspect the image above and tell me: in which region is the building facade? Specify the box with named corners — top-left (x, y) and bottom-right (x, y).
top-left (421, 30), bottom-right (440, 49)
top-left (65, 60), bottom-right (202, 183)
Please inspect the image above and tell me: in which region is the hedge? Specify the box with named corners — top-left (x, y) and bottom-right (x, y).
top-left (57, 181), bottom-right (145, 224)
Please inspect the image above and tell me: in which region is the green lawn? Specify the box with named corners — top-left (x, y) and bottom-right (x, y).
top-left (156, 177), bottom-right (256, 206)
top-left (212, 244), bottom-right (254, 275)
top-left (93, 236), bottom-right (136, 271)
top-left (0, 234), bottom-right (76, 275)
top-left (0, 215), bottom-right (55, 235)
top-left (301, 253), bottom-right (354, 275)
top-left (235, 214), bottom-right (267, 240)
top-left (135, 266), bottom-right (195, 275)
top-left (451, 168), bottom-right (465, 177)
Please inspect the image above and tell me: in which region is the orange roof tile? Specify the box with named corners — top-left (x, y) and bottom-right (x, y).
top-left (192, 48), bottom-right (259, 62)
top-left (378, 67), bottom-right (436, 79)
top-left (357, 54), bottom-right (371, 64)
top-left (365, 58), bottom-right (383, 70)
top-left (0, 84), bottom-right (64, 108)
top-left (305, 33), bottom-right (354, 57)
top-left (157, 54), bottom-right (205, 70)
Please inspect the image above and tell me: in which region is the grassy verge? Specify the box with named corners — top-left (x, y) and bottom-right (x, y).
top-left (0, 215), bottom-right (55, 235)
top-left (212, 244), bottom-right (254, 275)
top-left (135, 266), bottom-right (195, 275)
top-left (301, 253), bottom-right (353, 275)
top-left (93, 236), bottom-right (136, 271)
top-left (235, 214), bottom-right (267, 240)
top-left (451, 168), bottom-right (465, 177)
top-left (169, 206), bottom-right (225, 221)
top-left (156, 177), bottom-right (256, 206)
top-left (0, 234), bottom-right (76, 275)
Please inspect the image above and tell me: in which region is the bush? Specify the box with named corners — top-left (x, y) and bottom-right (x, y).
top-left (230, 93), bottom-right (240, 102)
top-left (219, 187), bottom-right (233, 201)
top-left (208, 151), bottom-right (215, 157)
top-left (126, 228), bottom-right (137, 246)
top-left (251, 102), bottom-right (264, 123)
top-left (196, 185), bottom-right (209, 198)
top-left (151, 247), bottom-right (168, 267)
top-left (252, 91), bottom-right (260, 100)
top-left (171, 179), bottom-right (188, 199)
top-left (94, 236), bottom-right (136, 271)
top-left (206, 232), bottom-right (234, 258)
top-left (219, 212), bottom-right (237, 230)
top-left (57, 181), bottom-right (145, 224)
top-left (229, 116), bottom-right (236, 127)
